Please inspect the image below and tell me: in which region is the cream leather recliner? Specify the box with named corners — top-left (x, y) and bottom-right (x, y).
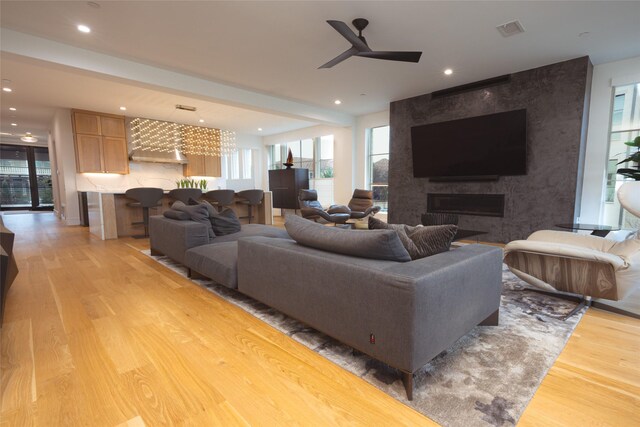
top-left (504, 182), bottom-right (640, 302)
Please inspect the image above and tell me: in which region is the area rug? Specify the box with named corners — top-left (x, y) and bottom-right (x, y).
top-left (141, 249), bottom-right (586, 427)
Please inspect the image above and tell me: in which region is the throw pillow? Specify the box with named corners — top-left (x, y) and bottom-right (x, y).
top-left (368, 216), bottom-right (457, 259)
top-left (163, 209), bottom-right (191, 221)
top-left (285, 214), bottom-right (411, 262)
top-left (171, 201), bottom-right (215, 239)
top-left (209, 208), bottom-right (241, 236)
top-left (188, 198), bottom-right (218, 217)
top-left (406, 224), bottom-right (457, 259)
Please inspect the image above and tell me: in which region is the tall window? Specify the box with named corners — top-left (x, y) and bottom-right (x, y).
top-left (0, 144), bottom-right (53, 210)
top-left (268, 135), bottom-right (334, 205)
top-left (602, 83), bottom-right (639, 227)
top-left (367, 126), bottom-right (390, 211)
top-left (222, 149), bottom-right (253, 180)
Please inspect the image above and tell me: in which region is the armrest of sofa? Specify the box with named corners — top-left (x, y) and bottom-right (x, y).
top-left (383, 244), bottom-right (503, 370)
top-left (149, 216), bottom-right (210, 264)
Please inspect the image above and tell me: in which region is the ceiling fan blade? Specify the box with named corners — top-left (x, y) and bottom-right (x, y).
top-left (356, 51), bottom-right (423, 63)
top-left (326, 20), bottom-right (371, 52)
top-left (318, 47), bottom-right (359, 69)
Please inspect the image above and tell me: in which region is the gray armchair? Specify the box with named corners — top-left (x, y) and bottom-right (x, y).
top-left (328, 189), bottom-right (381, 219)
top-left (298, 189), bottom-right (350, 225)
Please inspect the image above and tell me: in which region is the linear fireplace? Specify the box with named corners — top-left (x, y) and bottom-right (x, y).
top-left (427, 193), bottom-right (505, 217)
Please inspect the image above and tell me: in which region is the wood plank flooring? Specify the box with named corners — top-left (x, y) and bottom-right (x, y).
top-left (1, 213), bottom-right (639, 426)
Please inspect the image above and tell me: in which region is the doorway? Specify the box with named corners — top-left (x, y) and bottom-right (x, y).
top-left (0, 144), bottom-right (54, 211)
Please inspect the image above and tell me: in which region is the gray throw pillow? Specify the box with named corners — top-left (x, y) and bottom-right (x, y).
top-left (285, 214), bottom-right (411, 262)
top-left (163, 209), bottom-right (191, 221)
top-left (188, 198), bottom-right (218, 217)
top-left (368, 216), bottom-right (457, 259)
top-left (172, 201), bottom-right (215, 239)
top-left (210, 208), bottom-right (241, 236)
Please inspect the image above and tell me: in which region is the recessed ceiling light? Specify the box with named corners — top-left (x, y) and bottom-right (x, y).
top-left (77, 24), bottom-right (91, 33)
top-left (334, 100), bottom-right (342, 105)
top-left (2, 87), bottom-right (12, 92)
top-left (9, 107), bottom-right (16, 111)
top-left (119, 106), bottom-right (126, 111)
top-left (199, 119), bottom-right (205, 123)
top-left (444, 69), bottom-right (453, 75)
top-left (11, 123), bottom-right (17, 126)
top-left (257, 128), bottom-right (263, 131)
top-left (0, 132), bottom-right (12, 136)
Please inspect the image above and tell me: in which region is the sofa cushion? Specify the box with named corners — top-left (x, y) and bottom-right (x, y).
top-left (185, 242), bottom-right (239, 289)
top-left (163, 209), bottom-right (191, 221)
top-left (285, 214), bottom-right (411, 262)
top-left (211, 224), bottom-right (290, 244)
top-left (171, 201), bottom-right (215, 239)
top-left (369, 216), bottom-right (457, 259)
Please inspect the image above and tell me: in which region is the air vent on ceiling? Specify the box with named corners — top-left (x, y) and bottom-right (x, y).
top-left (496, 20), bottom-right (525, 37)
top-left (175, 104), bottom-right (197, 112)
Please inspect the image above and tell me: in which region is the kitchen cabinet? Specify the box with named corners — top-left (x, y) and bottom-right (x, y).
top-left (183, 153), bottom-right (221, 177)
top-left (72, 110), bottom-right (129, 174)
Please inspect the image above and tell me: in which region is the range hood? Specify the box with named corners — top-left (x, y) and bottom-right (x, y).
top-left (129, 147), bottom-right (188, 164)
top-left (127, 117), bottom-right (188, 164)
top-left (126, 116), bottom-right (236, 164)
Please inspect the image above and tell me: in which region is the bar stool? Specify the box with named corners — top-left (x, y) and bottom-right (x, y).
top-left (203, 190), bottom-right (235, 209)
top-left (124, 187), bottom-right (164, 238)
top-left (236, 189), bottom-right (264, 224)
top-left (168, 188), bottom-right (202, 204)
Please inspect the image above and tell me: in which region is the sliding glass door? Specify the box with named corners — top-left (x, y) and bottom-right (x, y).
top-left (0, 144), bottom-right (53, 210)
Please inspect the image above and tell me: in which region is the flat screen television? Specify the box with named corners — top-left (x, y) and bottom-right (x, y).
top-left (411, 109), bottom-right (527, 179)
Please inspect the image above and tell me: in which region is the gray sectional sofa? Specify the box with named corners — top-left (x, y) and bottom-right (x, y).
top-left (148, 214), bottom-right (503, 400)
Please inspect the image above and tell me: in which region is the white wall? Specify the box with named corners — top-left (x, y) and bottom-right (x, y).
top-left (580, 56), bottom-right (640, 223)
top-left (46, 133), bottom-right (62, 216)
top-left (262, 124), bottom-right (354, 205)
top-left (51, 108), bottom-right (80, 225)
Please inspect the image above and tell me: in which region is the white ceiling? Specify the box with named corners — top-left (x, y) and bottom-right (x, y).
top-left (1, 1), bottom-right (640, 145)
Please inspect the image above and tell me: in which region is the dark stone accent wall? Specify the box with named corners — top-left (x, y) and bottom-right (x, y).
top-left (389, 56), bottom-right (593, 243)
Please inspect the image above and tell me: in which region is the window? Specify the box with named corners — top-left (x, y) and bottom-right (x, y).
top-left (268, 136), bottom-right (334, 205)
top-left (367, 126), bottom-right (390, 211)
top-left (602, 83), bottom-right (640, 227)
top-left (0, 144), bottom-right (53, 210)
top-left (222, 149), bottom-right (254, 180)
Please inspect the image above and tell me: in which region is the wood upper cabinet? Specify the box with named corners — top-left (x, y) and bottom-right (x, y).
top-left (183, 153), bottom-right (221, 177)
top-left (75, 134), bottom-right (103, 173)
top-left (100, 116), bottom-right (126, 138)
top-left (72, 110), bottom-right (129, 174)
top-left (73, 112), bottom-right (101, 135)
top-left (102, 137), bottom-right (129, 174)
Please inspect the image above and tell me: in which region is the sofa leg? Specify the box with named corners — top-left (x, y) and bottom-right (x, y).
top-left (479, 309), bottom-right (499, 326)
top-left (401, 371), bottom-right (414, 401)
top-left (150, 248), bottom-right (163, 256)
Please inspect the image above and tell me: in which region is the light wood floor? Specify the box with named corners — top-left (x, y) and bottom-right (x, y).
top-left (1, 213), bottom-right (638, 426)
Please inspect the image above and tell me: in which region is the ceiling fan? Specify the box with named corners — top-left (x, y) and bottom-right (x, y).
top-left (319, 18), bottom-right (422, 69)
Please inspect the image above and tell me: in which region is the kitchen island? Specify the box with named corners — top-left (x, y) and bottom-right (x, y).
top-left (82, 190), bottom-right (272, 240)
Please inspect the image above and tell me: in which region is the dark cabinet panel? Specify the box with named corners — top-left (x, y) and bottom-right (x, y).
top-left (269, 169), bottom-right (309, 209)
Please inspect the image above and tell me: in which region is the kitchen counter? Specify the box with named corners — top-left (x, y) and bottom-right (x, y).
top-left (80, 190), bottom-right (273, 240)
